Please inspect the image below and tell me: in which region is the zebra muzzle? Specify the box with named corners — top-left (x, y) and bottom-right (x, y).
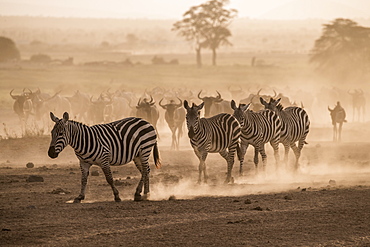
top-left (48, 146), bottom-right (59, 159)
top-left (188, 126), bottom-right (195, 139)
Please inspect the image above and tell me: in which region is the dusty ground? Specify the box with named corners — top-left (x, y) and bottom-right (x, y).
top-left (1, 128), bottom-right (370, 246)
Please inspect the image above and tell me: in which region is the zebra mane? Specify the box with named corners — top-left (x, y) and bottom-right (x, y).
top-left (68, 119), bottom-right (88, 128)
top-left (276, 103), bottom-right (284, 111)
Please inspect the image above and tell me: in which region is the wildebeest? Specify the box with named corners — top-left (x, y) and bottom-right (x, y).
top-left (328, 101), bottom-right (347, 142)
top-left (348, 89), bottom-right (366, 122)
top-left (159, 97), bottom-right (186, 150)
top-left (66, 90), bottom-right (90, 122)
top-left (197, 90), bottom-right (233, 117)
top-left (9, 89), bottom-right (33, 122)
top-left (136, 96), bottom-right (160, 133)
top-left (88, 94), bottom-right (112, 124)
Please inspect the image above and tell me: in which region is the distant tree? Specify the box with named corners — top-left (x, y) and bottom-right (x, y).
top-left (310, 18), bottom-right (370, 81)
top-left (0, 36), bottom-right (20, 62)
top-left (126, 33), bottom-right (139, 49)
top-left (172, 4), bottom-right (208, 68)
top-left (100, 41), bottom-right (110, 48)
top-left (199, 0), bottom-right (237, 66)
top-left (30, 53), bottom-right (51, 64)
top-left (172, 0), bottom-right (237, 67)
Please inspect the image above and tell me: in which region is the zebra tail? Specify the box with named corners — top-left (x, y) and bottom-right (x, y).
top-left (153, 142), bottom-right (162, 169)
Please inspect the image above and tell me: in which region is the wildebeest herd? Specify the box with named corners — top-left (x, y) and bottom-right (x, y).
top-left (8, 86), bottom-right (366, 202)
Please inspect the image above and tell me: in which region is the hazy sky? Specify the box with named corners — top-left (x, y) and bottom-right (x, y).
top-left (0, 0), bottom-right (369, 19)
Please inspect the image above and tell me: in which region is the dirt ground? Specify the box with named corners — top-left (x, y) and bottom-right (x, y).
top-left (1, 127), bottom-right (370, 246)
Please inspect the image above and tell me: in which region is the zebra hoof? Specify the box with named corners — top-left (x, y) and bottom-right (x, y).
top-left (142, 194), bottom-right (150, 201)
top-left (224, 177), bottom-right (235, 184)
top-left (134, 194), bottom-right (142, 201)
top-left (73, 198), bottom-right (82, 203)
top-left (115, 197), bottom-right (122, 202)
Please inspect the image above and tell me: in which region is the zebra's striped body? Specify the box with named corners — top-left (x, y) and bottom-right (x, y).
top-left (184, 101), bottom-right (241, 184)
top-left (231, 100), bottom-right (281, 175)
top-left (48, 112), bottom-right (160, 202)
top-left (260, 98), bottom-right (310, 170)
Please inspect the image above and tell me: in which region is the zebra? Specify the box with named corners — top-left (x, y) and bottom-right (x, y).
top-left (48, 112), bottom-right (161, 203)
top-left (230, 100), bottom-right (281, 176)
top-left (260, 97), bottom-right (310, 170)
top-left (183, 100), bottom-right (241, 184)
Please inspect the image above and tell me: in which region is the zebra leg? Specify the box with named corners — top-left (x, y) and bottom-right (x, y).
top-left (283, 143), bottom-right (290, 166)
top-left (133, 156), bottom-right (151, 201)
top-left (258, 145), bottom-right (267, 172)
top-left (270, 139), bottom-right (280, 169)
top-left (195, 150), bottom-right (208, 184)
top-left (74, 162), bottom-right (91, 203)
top-left (101, 163), bottom-right (121, 202)
top-left (237, 143), bottom-right (248, 176)
top-left (290, 142), bottom-right (300, 171)
top-left (133, 157), bottom-right (144, 201)
top-left (227, 145), bottom-right (238, 183)
top-left (253, 147), bottom-right (259, 168)
top-left (219, 150), bottom-right (233, 184)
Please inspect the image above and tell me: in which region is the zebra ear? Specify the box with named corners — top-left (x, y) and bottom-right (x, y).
top-left (198, 102), bottom-right (204, 110)
top-left (50, 112), bottom-right (58, 122)
top-left (184, 100), bottom-right (190, 110)
top-left (231, 100), bottom-right (237, 110)
top-left (63, 112), bottom-right (69, 122)
top-left (260, 97), bottom-right (267, 106)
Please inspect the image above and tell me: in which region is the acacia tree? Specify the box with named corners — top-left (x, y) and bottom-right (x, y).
top-left (172, 0), bottom-right (237, 67)
top-left (0, 36), bottom-right (20, 62)
top-left (172, 5), bottom-right (207, 68)
top-left (200, 0), bottom-right (237, 66)
top-left (310, 18), bottom-right (370, 81)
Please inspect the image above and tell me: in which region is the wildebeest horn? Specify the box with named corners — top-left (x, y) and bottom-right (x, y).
top-left (45, 91), bottom-right (61, 102)
top-left (176, 97), bottom-right (183, 107)
top-left (137, 97), bottom-right (142, 106)
top-left (257, 89), bottom-right (262, 96)
top-left (90, 96), bottom-right (94, 103)
top-left (23, 88), bottom-right (32, 93)
top-left (216, 91), bottom-right (221, 99)
top-left (198, 90), bottom-right (204, 100)
top-left (159, 98), bottom-right (166, 108)
top-left (149, 95), bottom-right (154, 104)
top-left (273, 90), bottom-right (277, 98)
top-left (10, 89), bottom-right (17, 99)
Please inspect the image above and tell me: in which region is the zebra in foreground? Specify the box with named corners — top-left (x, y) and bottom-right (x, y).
top-left (231, 100), bottom-right (281, 175)
top-left (260, 97), bottom-right (310, 170)
top-left (48, 112), bottom-right (161, 203)
top-left (184, 100), bottom-right (241, 184)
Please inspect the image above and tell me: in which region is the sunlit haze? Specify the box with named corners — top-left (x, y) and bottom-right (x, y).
top-left (0, 0), bottom-right (369, 19)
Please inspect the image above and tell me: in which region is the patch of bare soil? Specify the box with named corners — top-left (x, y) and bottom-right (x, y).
top-left (1, 137), bottom-right (370, 246)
